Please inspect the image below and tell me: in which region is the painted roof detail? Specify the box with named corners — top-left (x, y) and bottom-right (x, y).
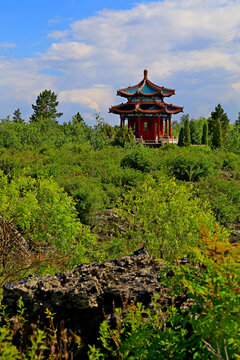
top-left (117, 69), bottom-right (175, 98)
top-left (110, 99), bottom-right (183, 115)
top-left (109, 70), bottom-right (183, 116)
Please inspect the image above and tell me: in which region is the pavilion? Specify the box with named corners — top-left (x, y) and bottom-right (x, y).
top-left (109, 69), bottom-right (183, 146)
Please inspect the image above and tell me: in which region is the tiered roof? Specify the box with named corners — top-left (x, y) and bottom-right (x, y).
top-left (109, 69), bottom-right (183, 116)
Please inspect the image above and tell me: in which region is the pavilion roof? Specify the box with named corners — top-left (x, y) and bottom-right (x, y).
top-left (109, 99), bottom-right (183, 115)
top-left (117, 69), bottom-right (175, 98)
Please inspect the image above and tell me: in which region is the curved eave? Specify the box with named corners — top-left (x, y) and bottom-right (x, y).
top-left (164, 102), bottom-right (184, 114)
top-left (109, 104), bottom-right (136, 114)
top-left (146, 79), bottom-right (175, 97)
top-left (117, 77), bottom-right (175, 98)
top-left (109, 101), bottom-right (183, 115)
top-left (117, 79), bottom-right (144, 98)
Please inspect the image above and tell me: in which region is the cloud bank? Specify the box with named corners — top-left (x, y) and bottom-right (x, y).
top-left (1, 0), bottom-right (240, 123)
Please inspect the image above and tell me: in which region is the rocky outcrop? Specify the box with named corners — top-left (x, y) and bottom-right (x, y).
top-left (2, 248), bottom-right (186, 358)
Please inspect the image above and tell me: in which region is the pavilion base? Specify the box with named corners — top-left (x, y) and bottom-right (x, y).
top-left (135, 136), bottom-right (178, 147)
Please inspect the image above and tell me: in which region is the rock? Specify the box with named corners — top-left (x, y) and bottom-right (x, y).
top-left (2, 248), bottom-right (183, 358)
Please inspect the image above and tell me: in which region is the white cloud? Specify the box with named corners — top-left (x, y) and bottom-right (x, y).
top-left (1, 0), bottom-right (240, 123)
top-left (0, 42), bottom-right (16, 48)
top-left (59, 85), bottom-right (114, 112)
top-left (42, 41), bottom-right (96, 60)
top-left (48, 30), bottom-right (69, 40)
top-left (232, 82), bottom-right (240, 93)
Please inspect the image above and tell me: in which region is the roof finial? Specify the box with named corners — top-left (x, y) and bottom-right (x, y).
top-left (144, 69), bottom-right (148, 79)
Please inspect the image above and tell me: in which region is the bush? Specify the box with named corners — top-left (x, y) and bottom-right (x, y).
top-left (121, 147), bottom-right (154, 172)
top-left (89, 231), bottom-right (240, 360)
top-left (197, 175), bottom-right (240, 226)
top-left (114, 126), bottom-right (135, 147)
top-left (0, 172), bottom-right (98, 273)
top-left (164, 151), bottom-right (216, 181)
top-left (103, 175), bottom-right (228, 260)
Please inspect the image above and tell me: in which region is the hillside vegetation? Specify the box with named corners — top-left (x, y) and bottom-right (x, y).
top-left (0, 113), bottom-right (239, 359)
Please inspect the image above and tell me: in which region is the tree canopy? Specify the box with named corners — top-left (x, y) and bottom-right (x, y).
top-left (30, 90), bottom-right (63, 122)
top-left (209, 103), bottom-right (229, 137)
top-left (13, 108), bottom-right (24, 123)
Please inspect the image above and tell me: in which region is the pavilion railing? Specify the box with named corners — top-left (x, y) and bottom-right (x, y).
top-left (135, 136), bottom-right (178, 146)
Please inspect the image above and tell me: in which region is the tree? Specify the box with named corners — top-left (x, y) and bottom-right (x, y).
top-left (114, 126), bottom-right (135, 147)
top-left (171, 120), bottom-right (181, 137)
top-left (178, 114), bottom-right (190, 146)
top-left (102, 123), bottom-right (115, 139)
top-left (178, 127), bottom-right (184, 147)
top-left (13, 108), bottom-right (24, 123)
top-left (183, 117), bottom-right (191, 146)
top-left (72, 112), bottom-right (84, 124)
top-left (209, 104), bottom-right (229, 138)
top-left (180, 114), bottom-right (189, 126)
top-left (201, 121), bottom-right (208, 146)
top-left (234, 112), bottom-right (240, 128)
top-left (190, 117), bottom-right (205, 145)
top-left (225, 119), bottom-right (240, 154)
top-left (30, 90), bottom-right (63, 122)
top-left (212, 118), bottom-right (223, 149)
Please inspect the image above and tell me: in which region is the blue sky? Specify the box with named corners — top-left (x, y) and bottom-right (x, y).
top-left (1, 0), bottom-right (240, 125)
top-left (1, 0), bottom-right (143, 58)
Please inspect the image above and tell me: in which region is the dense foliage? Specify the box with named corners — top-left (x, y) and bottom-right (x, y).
top-left (0, 107), bottom-right (239, 358)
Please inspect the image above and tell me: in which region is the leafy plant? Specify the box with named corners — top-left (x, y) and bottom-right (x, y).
top-left (104, 175), bottom-right (228, 260)
top-left (120, 147), bottom-right (154, 172)
top-left (89, 229), bottom-right (240, 360)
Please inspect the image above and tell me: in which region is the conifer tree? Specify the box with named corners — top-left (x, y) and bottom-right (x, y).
top-left (234, 112), bottom-right (240, 128)
top-left (30, 90), bottom-right (63, 122)
top-left (13, 108), bottom-right (24, 123)
top-left (201, 121), bottom-right (208, 146)
top-left (183, 117), bottom-right (191, 146)
top-left (212, 118), bottom-right (223, 149)
top-left (209, 103), bottom-right (229, 137)
top-left (178, 127), bottom-right (184, 147)
top-left (72, 112), bottom-right (84, 124)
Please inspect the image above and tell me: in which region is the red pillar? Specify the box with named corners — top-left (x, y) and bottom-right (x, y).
top-left (138, 117), bottom-right (141, 137)
top-left (153, 119), bottom-right (156, 140)
top-left (160, 118), bottom-right (163, 136)
top-left (165, 119), bottom-right (168, 137)
top-left (169, 117), bottom-right (171, 137)
top-left (157, 117), bottom-right (160, 138)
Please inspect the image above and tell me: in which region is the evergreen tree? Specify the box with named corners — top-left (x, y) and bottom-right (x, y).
top-left (209, 104), bottom-right (229, 137)
top-left (13, 108), bottom-right (24, 123)
top-left (72, 112), bottom-right (84, 124)
top-left (183, 117), bottom-right (191, 146)
top-left (180, 114), bottom-right (189, 126)
top-left (102, 123), bottom-right (115, 139)
top-left (178, 127), bottom-right (184, 147)
top-left (201, 121), bottom-right (208, 146)
top-left (234, 112), bottom-right (240, 128)
top-left (114, 126), bottom-right (135, 147)
top-left (30, 90), bottom-right (63, 122)
top-left (190, 118), bottom-right (204, 145)
top-left (212, 118), bottom-right (223, 149)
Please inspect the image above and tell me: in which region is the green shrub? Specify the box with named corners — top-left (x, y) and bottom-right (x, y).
top-left (89, 232), bottom-right (240, 360)
top-left (65, 176), bottom-right (108, 225)
top-left (197, 175), bottom-right (240, 226)
top-left (103, 175), bottom-right (228, 260)
top-left (121, 147), bottom-right (154, 172)
top-left (114, 126), bottom-right (135, 147)
top-left (0, 172), bottom-right (98, 271)
top-left (164, 151), bottom-right (215, 181)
